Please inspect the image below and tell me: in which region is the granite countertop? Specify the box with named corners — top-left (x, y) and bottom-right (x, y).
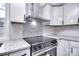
top-left (0, 39), bottom-right (30, 55)
top-left (44, 35), bottom-right (79, 42)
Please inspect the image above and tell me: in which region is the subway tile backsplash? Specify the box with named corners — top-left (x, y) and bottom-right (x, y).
top-left (23, 20), bottom-right (43, 38)
top-left (54, 25), bottom-right (79, 37)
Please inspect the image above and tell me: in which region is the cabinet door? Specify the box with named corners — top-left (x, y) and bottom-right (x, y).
top-left (57, 39), bottom-right (70, 56)
top-left (10, 3), bottom-right (25, 22)
top-left (70, 47), bottom-right (79, 56)
top-left (64, 3), bottom-right (79, 25)
top-left (50, 7), bottom-right (64, 25)
top-left (70, 41), bottom-right (79, 56)
top-left (9, 48), bottom-right (30, 56)
top-left (42, 4), bottom-right (52, 20)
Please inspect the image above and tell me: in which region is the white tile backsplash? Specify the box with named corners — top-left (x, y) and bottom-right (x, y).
top-left (23, 20), bottom-right (43, 38)
top-left (43, 26), bottom-right (55, 36)
top-left (54, 25), bottom-right (79, 37)
top-left (10, 24), bottom-right (23, 40)
top-left (10, 21), bottom-right (79, 39)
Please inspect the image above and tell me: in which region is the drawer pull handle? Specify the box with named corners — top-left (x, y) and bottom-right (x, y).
top-left (71, 48), bottom-right (73, 53)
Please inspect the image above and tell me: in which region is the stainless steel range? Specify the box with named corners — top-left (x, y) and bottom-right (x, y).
top-left (24, 36), bottom-right (58, 56)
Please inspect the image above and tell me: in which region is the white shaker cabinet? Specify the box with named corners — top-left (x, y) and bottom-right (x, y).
top-left (41, 4), bottom-right (52, 20)
top-left (10, 3), bottom-right (26, 23)
top-left (70, 47), bottom-right (79, 56)
top-left (41, 4), bottom-right (64, 25)
top-left (64, 4), bottom-right (79, 25)
top-left (50, 7), bottom-right (64, 25)
top-left (70, 41), bottom-right (79, 56)
top-left (9, 48), bottom-right (30, 56)
top-left (57, 39), bottom-right (79, 56)
top-left (57, 39), bottom-right (70, 56)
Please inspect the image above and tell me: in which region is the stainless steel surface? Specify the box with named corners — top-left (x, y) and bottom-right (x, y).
top-left (49, 3), bottom-right (65, 7)
top-left (24, 36), bottom-right (57, 56)
top-left (32, 43), bottom-right (57, 56)
top-left (26, 16), bottom-right (50, 22)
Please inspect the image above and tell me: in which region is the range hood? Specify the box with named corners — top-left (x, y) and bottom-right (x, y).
top-left (39, 3), bottom-right (66, 7)
top-left (49, 3), bottom-right (65, 7)
top-left (26, 16), bottom-right (50, 22)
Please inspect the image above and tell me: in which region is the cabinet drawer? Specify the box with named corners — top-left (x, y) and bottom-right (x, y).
top-left (70, 47), bottom-right (79, 56)
top-left (70, 41), bottom-right (79, 48)
top-left (9, 48), bottom-right (30, 56)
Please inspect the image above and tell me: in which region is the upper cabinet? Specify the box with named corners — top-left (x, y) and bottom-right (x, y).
top-left (10, 3), bottom-right (26, 23)
top-left (41, 4), bottom-right (52, 20)
top-left (44, 3), bottom-right (79, 26)
top-left (39, 3), bottom-right (64, 25)
top-left (64, 3), bottom-right (79, 25)
top-left (50, 7), bottom-right (64, 25)
top-left (26, 3), bottom-right (79, 26)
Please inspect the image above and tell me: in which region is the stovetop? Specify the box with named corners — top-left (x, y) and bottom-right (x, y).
top-left (23, 36), bottom-right (57, 45)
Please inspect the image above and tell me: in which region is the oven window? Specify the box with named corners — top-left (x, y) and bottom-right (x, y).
top-left (0, 3), bottom-right (5, 37)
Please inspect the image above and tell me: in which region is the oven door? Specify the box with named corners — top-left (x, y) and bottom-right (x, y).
top-left (39, 47), bottom-right (57, 56)
top-left (31, 43), bottom-right (43, 56)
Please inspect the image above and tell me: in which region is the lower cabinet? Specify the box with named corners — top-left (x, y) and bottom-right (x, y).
top-left (57, 39), bottom-right (70, 56)
top-left (57, 39), bottom-right (79, 56)
top-left (8, 48), bottom-right (30, 56)
top-left (70, 41), bottom-right (79, 56)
